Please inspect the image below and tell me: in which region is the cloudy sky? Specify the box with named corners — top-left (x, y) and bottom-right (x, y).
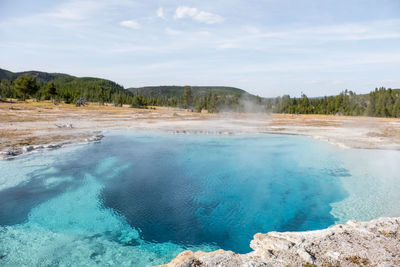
top-left (1, 0), bottom-right (399, 97)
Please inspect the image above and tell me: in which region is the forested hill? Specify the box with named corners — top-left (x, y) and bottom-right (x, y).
top-left (126, 85), bottom-right (263, 112)
top-left (0, 68), bottom-right (129, 104)
top-left (0, 69), bottom-right (254, 99)
top-left (128, 86), bottom-right (253, 98)
top-left (1, 68), bottom-right (399, 116)
top-left (0, 68), bottom-right (73, 83)
top-left (0, 67), bottom-right (262, 111)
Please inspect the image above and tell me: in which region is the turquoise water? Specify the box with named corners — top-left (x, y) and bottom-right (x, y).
top-left (1, 131), bottom-right (400, 266)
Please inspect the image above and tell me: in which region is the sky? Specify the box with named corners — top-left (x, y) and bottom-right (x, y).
top-left (0, 0), bottom-right (399, 97)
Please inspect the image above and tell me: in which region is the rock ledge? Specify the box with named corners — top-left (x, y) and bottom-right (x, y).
top-left (160, 217), bottom-right (400, 267)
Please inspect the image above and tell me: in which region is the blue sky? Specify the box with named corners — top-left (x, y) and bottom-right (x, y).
top-left (1, 0), bottom-right (399, 97)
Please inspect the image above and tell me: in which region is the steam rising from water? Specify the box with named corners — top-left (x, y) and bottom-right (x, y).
top-left (0, 131), bottom-right (399, 266)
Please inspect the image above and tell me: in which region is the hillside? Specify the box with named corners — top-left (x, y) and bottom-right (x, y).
top-left (0, 68), bottom-right (130, 102)
top-left (1, 68), bottom-right (259, 100)
top-left (1, 69), bottom-right (257, 99)
top-left (0, 68), bottom-right (263, 111)
top-left (1, 67), bottom-right (399, 116)
top-left (0, 68), bottom-right (73, 83)
top-left (128, 86), bottom-right (257, 99)
top-left (0, 68), bottom-right (124, 89)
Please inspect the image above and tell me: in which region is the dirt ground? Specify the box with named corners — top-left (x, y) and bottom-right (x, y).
top-left (1, 100), bottom-right (400, 157)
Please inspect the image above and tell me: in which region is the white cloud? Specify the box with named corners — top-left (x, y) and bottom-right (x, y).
top-left (243, 26), bottom-right (261, 34)
top-left (0, 0), bottom-right (141, 29)
top-left (218, 42), bottom-right (237, 49)
top-left (156, 7), bottom-right (165, 19)
top-left (47, 0), bottom-right (137, 21)
top-left (214, 53), bottom-right (400, 74)
top-left (48, 0), bottom-right (100, 20)
top-left (215, 19), bottom-right (400, 50)
top-left (289, 20), bottom-right (400, 41)
top-left (174, 6), bottom-right (223, 24)
top-left (120, 20), bottom-right (141, 30)
top-left (165, 27), bottom-right (183, 35)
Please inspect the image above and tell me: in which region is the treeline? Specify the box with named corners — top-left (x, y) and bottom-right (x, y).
top-left (1, 74), bottom-right (399, 117)
top-left (0, 77), bottom-right (243, 113)
top-left (131, 86), bottom-right (245, 113)
top-left (135, 86), bottom-right (400, 117)
top-left (128, 85), bottom-right (259, 113)
top-left (0, 76), bottom-right (134, 106)
top-left (267, 88), bottom-right (400, 117)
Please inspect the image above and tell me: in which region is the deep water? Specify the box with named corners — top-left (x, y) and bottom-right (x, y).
top-left (1, 131), bottom-right (400, 266)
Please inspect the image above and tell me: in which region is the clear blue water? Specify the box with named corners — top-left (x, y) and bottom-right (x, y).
top-left (1, 131), bottom-right (400, 266)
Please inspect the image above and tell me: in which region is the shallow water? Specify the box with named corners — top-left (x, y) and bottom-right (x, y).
top-left (0, 131), bottom-right (399, 266)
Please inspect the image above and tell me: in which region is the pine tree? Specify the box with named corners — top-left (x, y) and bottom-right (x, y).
top-left (183, 86), bottom-right (192, 109)
top-left (207, 92), bottom-right (218, 113)
top-left (46, 82), bottom-right (57, 103)
top-left (14, 76), bottom-right (39, 100)
top-left (392, 96), bottom-right (400, 118)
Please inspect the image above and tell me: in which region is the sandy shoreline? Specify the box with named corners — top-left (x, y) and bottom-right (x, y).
top-left (1, 100), bottom-right (400, 159)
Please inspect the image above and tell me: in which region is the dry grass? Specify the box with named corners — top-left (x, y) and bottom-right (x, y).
top-left (346, 255), bottom-right (370, 266)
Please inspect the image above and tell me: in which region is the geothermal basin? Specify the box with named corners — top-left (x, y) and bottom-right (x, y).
top-left (1, 131), bottom-right (400, 266)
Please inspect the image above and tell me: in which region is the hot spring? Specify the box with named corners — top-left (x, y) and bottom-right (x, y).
top-left (1, 131), bottom-right (400, 266)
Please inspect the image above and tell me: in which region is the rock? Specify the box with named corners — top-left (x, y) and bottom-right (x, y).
top-left (161, 250), bottom-right (267, 267)
top-left (86, 134), bottom-right (104, 143)
top-left (6, 147), bottom-right (22, 156)
top-left (160, 217), bottom-right (400, 267)
top-left (23, 145), bottom-right (34, 152)
top-left (75, 97), bottom-right (87, 107)
top-left (55, 123), bottom-right (73, 128)
top-left (296, 248), bottom-right (315, 263)
top-left (46, 144), bottom-right (61, 149)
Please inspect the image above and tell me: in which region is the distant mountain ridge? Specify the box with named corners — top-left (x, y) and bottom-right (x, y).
top-left (128, 86), bottom-right (258, 99)
top-left (0, 68), bottom-right (259, 99)
top-left (0, 68), bottom-right (129, 103)
top-left (1, 68), bottom-right (399, 117)
top-left (0, 68), bottom-right (73, 83)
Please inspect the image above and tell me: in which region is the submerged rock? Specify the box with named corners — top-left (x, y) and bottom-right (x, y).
top-left (160, 217), bottom-right (400, 267)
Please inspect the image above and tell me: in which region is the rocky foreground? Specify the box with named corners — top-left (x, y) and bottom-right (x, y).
top-left (161, 217), bottom-right (400, 267)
